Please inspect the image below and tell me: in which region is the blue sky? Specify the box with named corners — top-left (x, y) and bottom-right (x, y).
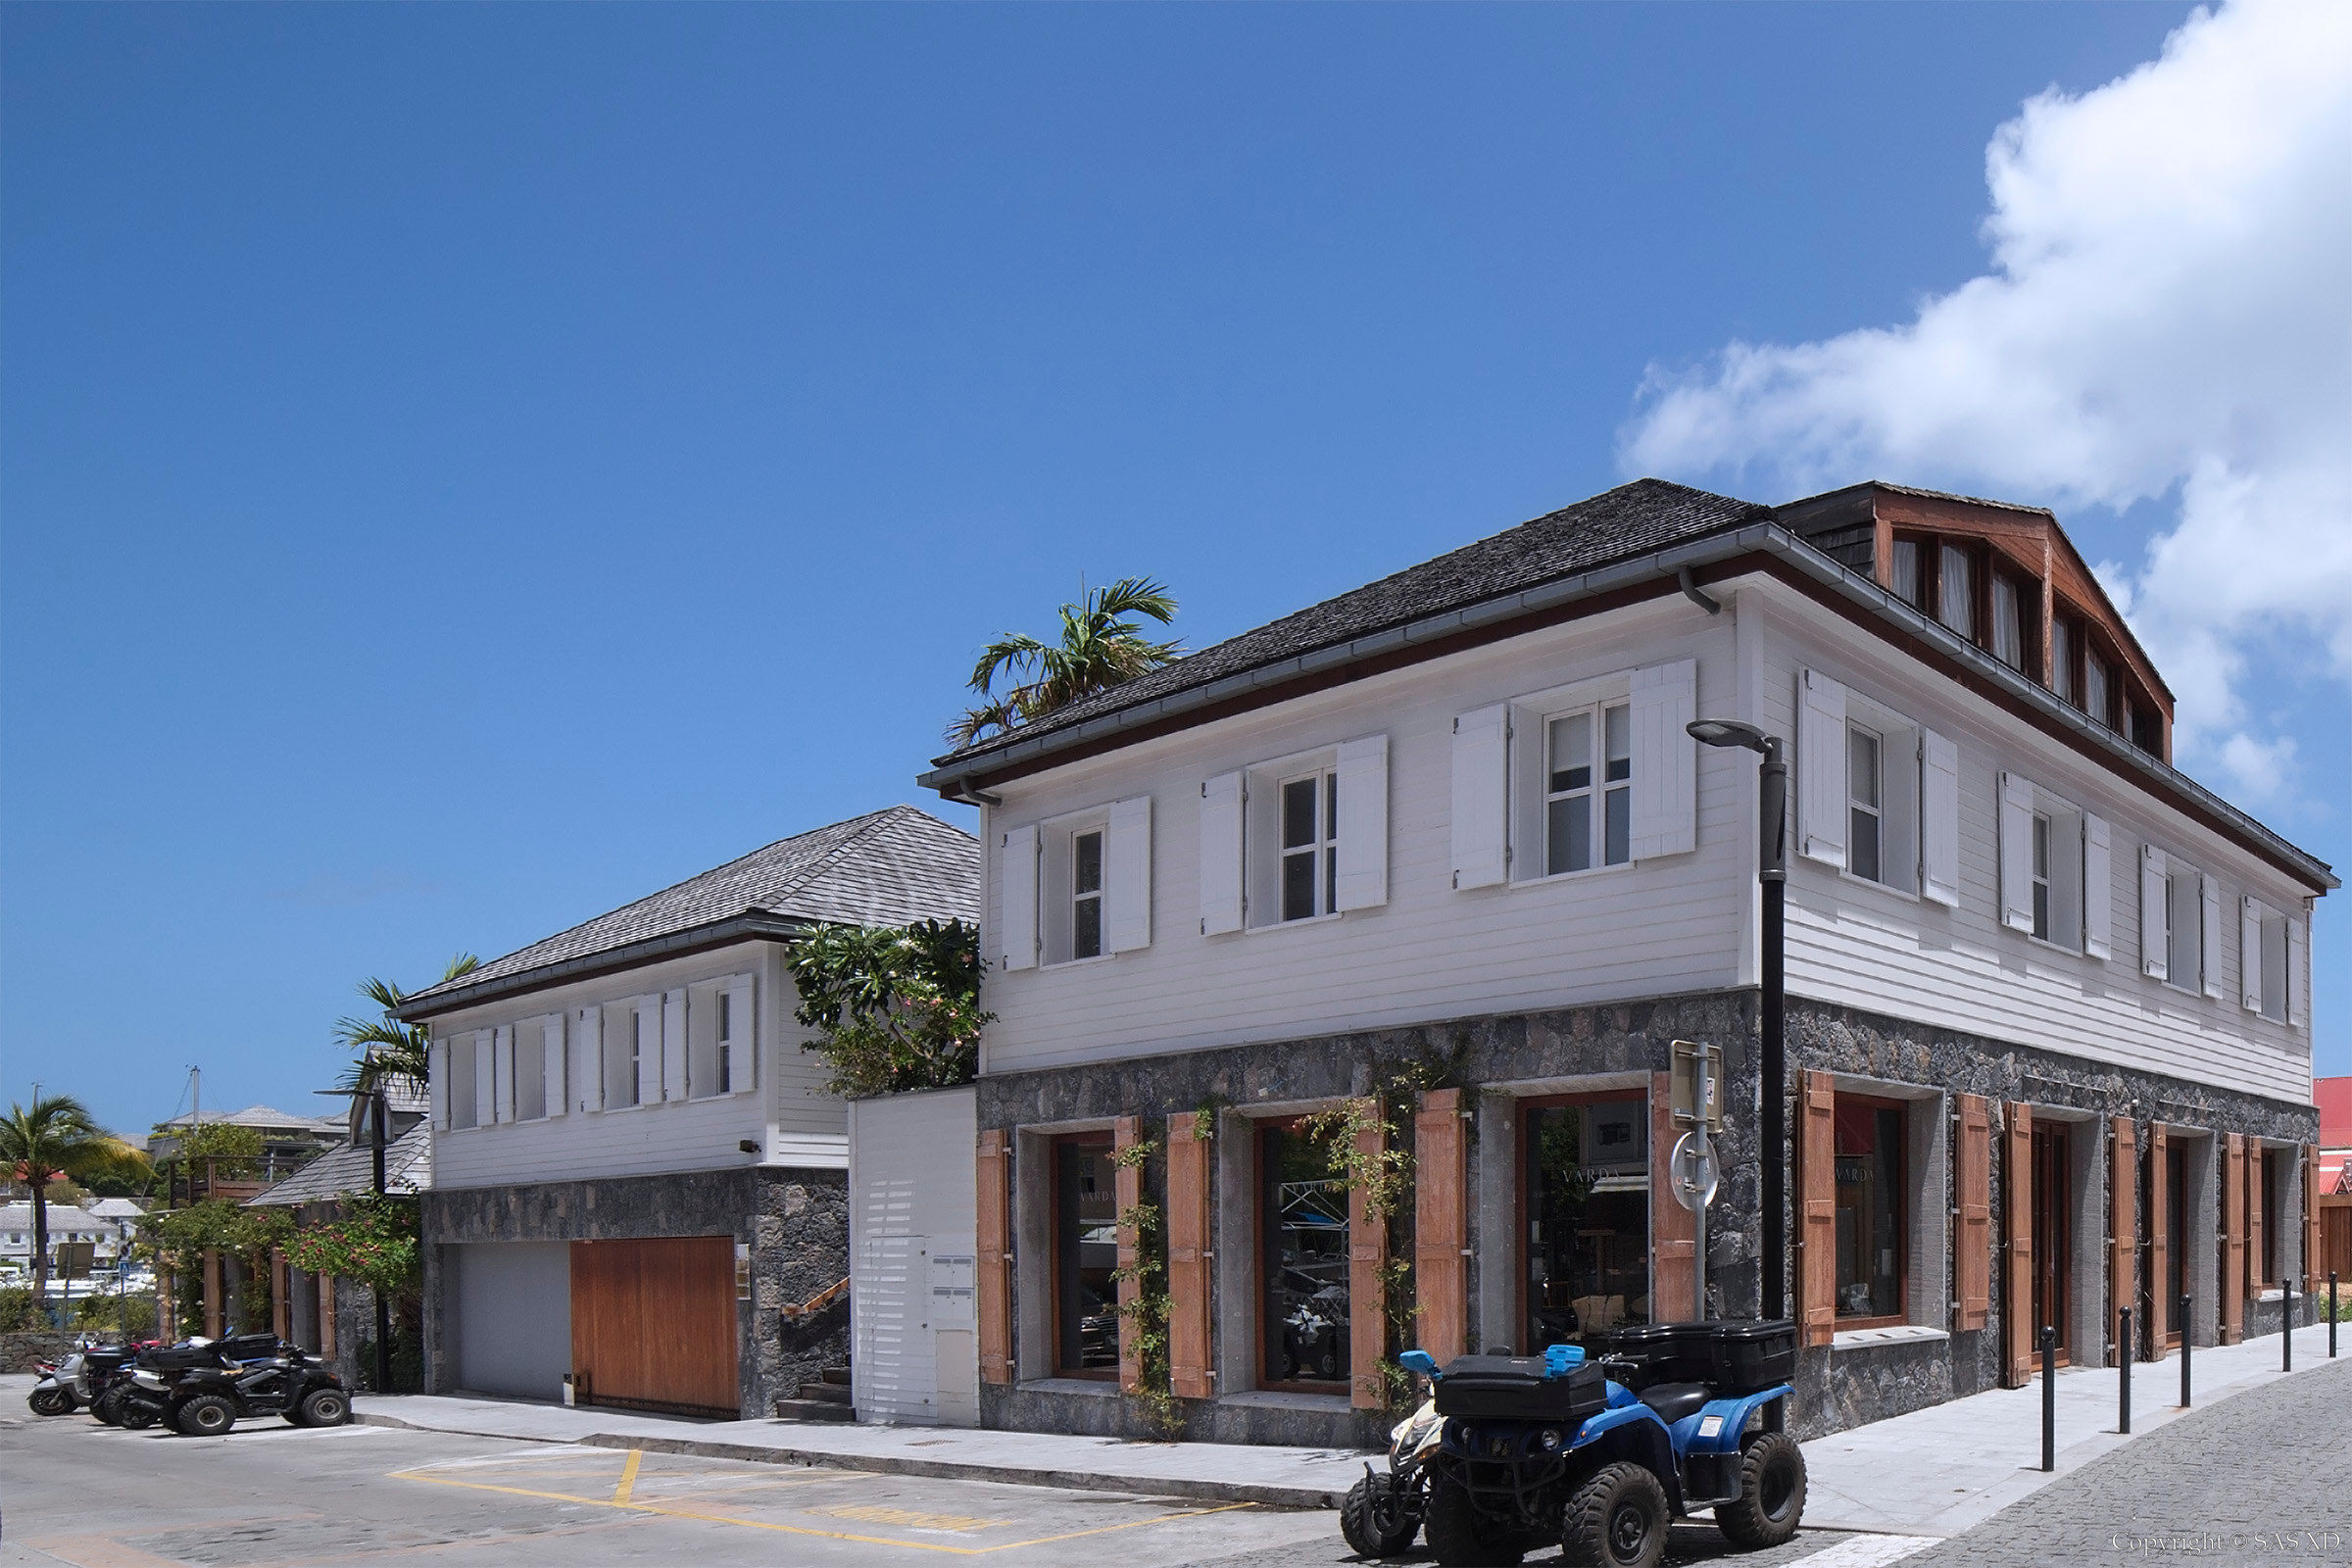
top-left (4, 3), bottom-right (2341, 1139)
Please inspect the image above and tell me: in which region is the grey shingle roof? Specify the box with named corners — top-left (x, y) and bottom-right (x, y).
top-left (246, 1124), bottom-right (431, 1207)
top-left (153, 1104), bottom-right (345, 1135)
top-left (405, 806), bottom-right (980, 1007)
top-left (932, 478), bottom-right (1770, 770)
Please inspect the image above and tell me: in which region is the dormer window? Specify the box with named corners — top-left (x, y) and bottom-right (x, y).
top-left (1889, 538), bottom-right (1923, 609)
top-left (1990, 574), bottom-right (2026, 670)
top-left (2084, 649), bottom-right (2111, 729)
top-left (2051, 619), bottom-right (2077, 706)
top-left (1936, 545), bottom-right (1975, 640)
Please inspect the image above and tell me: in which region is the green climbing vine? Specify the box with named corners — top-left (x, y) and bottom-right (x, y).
top-left (1107, 1135), bottom-right (1182, 1435)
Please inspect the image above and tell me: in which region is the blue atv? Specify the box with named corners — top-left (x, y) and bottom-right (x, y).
top-left (1400, 1319), bottom-right (1805, 1568)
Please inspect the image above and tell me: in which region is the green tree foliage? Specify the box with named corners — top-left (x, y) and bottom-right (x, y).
top-left (333, 954), bottom-right (481, 1100)
top-left (283, 1195), bottom-right (420, 1301)
top-left (788, 919), bottom-right (993, 1098)
top-left (170, 1121), bottom-right (266, 1175)
top-left (0, 1096), bottom-right (150, 1304)
top-left (950, 576), bottom-right (1182, 746)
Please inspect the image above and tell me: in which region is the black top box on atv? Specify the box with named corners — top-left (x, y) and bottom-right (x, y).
top-left (1609, 1320), bottom-right (1796, 1394)
top-left (140, 1333), bottom-right (282, 1370)
top-left (1433, 1353), bottom-right (1607, 1421)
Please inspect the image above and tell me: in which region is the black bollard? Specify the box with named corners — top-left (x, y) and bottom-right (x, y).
top-left (2284, 1289), bottom-right (2293, 1371)
top-left (2332, 1273), bottom-right (2339, 1359)
top-left (2040, 1325), bottom-right (2057, 1472)
top-left (2180, 1296), bottom-right (2192, 1408)
top-left (2119, 1305), bottom-right (2132, 1434)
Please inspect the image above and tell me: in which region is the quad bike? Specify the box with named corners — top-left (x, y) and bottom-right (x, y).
top-left (1404, 1319), bottom-right (1806, 1568)
top-left (165, 1347), bottom-right (351, 1436)
top-left (1340, 1385), bottom-right (1443, 1557)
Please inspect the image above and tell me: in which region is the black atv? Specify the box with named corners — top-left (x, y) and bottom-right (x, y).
top-left (167, 1348), bottom-right (351, 1436)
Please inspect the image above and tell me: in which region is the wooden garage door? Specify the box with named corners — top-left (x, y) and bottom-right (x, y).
top-left (570, 1237), bottom-right (739, 1418)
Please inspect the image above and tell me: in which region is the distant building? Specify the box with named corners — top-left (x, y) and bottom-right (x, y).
top-left (149, 1103), bottom-right (345, 1184)
top-left (2319, 1078), bottom-right (2351, 1196)
top-left (0, 1203), bottom-right (124, 1273)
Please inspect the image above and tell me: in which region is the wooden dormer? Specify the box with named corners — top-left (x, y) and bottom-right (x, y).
top-left (1780, 482), bottom-right (2174, 763)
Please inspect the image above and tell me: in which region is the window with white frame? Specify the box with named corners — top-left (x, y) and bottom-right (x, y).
top-left (687, 976), bottom-right (755, 1097)
top-left (1278, 767), bottom-right (1338, 919)
top-left (447, 1036), bottom-right (479, 1129)
top-left (1802, 674), bottom-right (1923, 896)
top-left (1999, 775), bottom-right (2082, 950)
top-left (1846, 722), bottom-right (1885, 885)
top-left (514, 1017), bottom-right (549, 1121)
top-left (2245, 899), bottom-right (2290, 1023)
top-left (2031, 812), bottom-right (2052, 941)
top-left (1544, 702), bottom-right (1631, 876)
top-left (1072, 828), bottom-right (1105, 956)
top-left (1010, 797), bottom-right (1156, 964)
top-left (603, 999), bottom-right (645, 1107)
top-left (2164, 862), bottom-right (2203, 993)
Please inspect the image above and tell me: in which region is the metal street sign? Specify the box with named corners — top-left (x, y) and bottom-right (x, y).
top-left (1670, 1039), bottom-right (1726, 1133)
top-left (1669, 1131), bottom-right (1720, 1211)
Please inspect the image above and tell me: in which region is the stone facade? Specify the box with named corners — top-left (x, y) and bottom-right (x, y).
top-left (421, 1166), bottom-right (849, 1420)
top-left (974, 986), bottom-right (2318, 1447)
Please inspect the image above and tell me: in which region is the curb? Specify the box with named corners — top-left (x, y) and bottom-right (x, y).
top-left (354, 1412), bottom-right (1349, 1509)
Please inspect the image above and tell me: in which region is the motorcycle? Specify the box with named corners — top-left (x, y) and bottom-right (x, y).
top-left (27, 1355), bottom-right (83, 1417)
top-left (1341, 1386), bottom-right (1444, 1558)
top-left (81, 1343), bottom-right (154, 1425)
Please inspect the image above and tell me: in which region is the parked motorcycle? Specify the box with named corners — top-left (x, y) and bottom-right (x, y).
top-left (27, 1355), bottom-right (83, 1417)
top-left (81, 1343), bottom-right (154, 1425)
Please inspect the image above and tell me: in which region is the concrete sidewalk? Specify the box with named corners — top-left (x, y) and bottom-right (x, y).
top-left (354, 1320), bottom-right (2349, 1528)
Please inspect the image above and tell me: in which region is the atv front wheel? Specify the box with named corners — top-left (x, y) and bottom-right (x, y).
top-left (1560, 1460), bottom-right (1668, 1568)
top-left (92, 1386), bottom-right (127, 1425)
top-left (1422, 1474), bottom-right (1524, 1567)
top-left (173, 1394), bottom-right (238, 1437)
top-left (27, 1386), bottom-right (72, 1417)
top-left (1714, 1430), bottom-right (1806, 1549)
top-left (1341, 1471), bottom-right (1421, 1558)
top-left (298, 1389), bottom-right (350, 1428)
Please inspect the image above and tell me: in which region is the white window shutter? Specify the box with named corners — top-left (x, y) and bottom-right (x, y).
top-left (663, 988), bottom-right (689, 1100)
top-left (2286, 916), bottom-right (2304, 1025)
top-left (493, 1025), bottom-right (515, 1123)
top-left (2198, 875), bottom-right (2223, 1000)
top-left (1920, 728), bottom-right (1960, 906)
top-left (1105, 795), bottom-right (1154, 953)
top-left (429, 1042), bottom-right (450, 1130)
top-left (1334, 734), bottom-right (1390, 910)
top-left (725, 980), bottom-right (757, 1094)
top-left (999, 825), bottom-right (1041, 969)
top-left (1797, 669), bottom-right (1847, 868)
top-left (2140, 845), bottom-right (2169, 980)
top-left (1449, 704), bottom-right (1509, 890)
top-left (473, 1030), bottom-right (496, 1129)
top-left (1997, 772), bottom-right (2035, 933)
top-left (542, 1014), bottom-right (566, 1117)
top-left (577, 1007), bottom-right (603, 1112)
top-left (1628, 661), bottom-right (1696, 860)
top-left (2241, 897), bottom-right (2266, 1011)
top-left (635, 998), bottom-right (662, 1106)
top-left (2082, 813), bottom-right (2112, 960)
top-left (1199, 772), bottom-right (1246, 934)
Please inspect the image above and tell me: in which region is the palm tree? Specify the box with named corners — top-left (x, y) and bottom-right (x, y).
top-left (333, 954), bottom-right (482, 1103)
top-left (0, 1096), bottom-right (150, 1306)
top-left (950, 576), bottom-right (1182, 746)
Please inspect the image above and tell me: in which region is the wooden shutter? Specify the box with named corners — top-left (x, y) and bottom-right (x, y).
top-left (1198, 772), bottom-right (1245, 934)
top-left (2005, 1102), bottom-right (2034, 1386)
top-left (663, 989), bottom-right (689, 1101)
top-left (975, 1129), bottom-right (1011, 1386)
top-left (2221, 1133), bottom-right (2244, 1345)
top-left (2140, 845), bottom-right (2169, 980)
top-left (1957, 1095), bottom-right (1991, 1331)
top-left (1798, 1071), bottom-right (1837, 1348)
top-left (1000, 825), bottom-right (1040, 970)
top-left (1104, 795), bottom-right (1154, 953)
top-left (1650, 1074), bottom-right (1697, 1323)
top-left (474, 1030), bottom-right (497, 1129)
top-left (1920, 728), bottom-right (1961, 906)
top-left (2199, 875), bottom-right (2224, 1000)
top-left (2247, 1142), bottom-right (2267, 1290)
top-left (492, 1026), bottom-right (515, 1123)
top-left (633, 999), bottom-right (661, 1107)
top-left (724, 979), bottom-right (756, 1094)
top-left (1796, 670), bottom-right (1847, 868)
top-left (1113, 1116), bottom-right (1144, 1395)
top-left (2241, 897), bottom-right (2266, 1011)
top-left (2148, 1122), bottom-right (2169, 1359)
top-left (2286, 916), bottom-right (2303, 1025)
top-left (1628, 660), bottom-right (1696, 860)
top-left (1448, 705), bottom-right (1510, 890)
top-left (429, 1041), bottom-right (450, 1130)
top-left (2306, 1146), bottom-right (2322, 1298)
top-left (2111, 1117), bottom-right (2136, 1365)
top-left (1997, 772), bottom-right (2035, 933)
top-left (1165, 1112), bottom-right (1214, 1400)
top-left (541, 1014), bottom-right (566, 1117)
top-left (1347, 1102), bottom-right (1388, 1409)
top-left (2082, 813), bottom-right (2112, 960)
top-left (1333, 734), bottom-right (1391, 910)
top-left (576, 1006), bottom-right (603, 1113)
top-left (1414, 1089), bottom-right (1468, 1365)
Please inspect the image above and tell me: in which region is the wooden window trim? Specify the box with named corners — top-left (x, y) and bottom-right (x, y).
top-left (1515, 1088), bottom-right (1650, 1355)
top-left (1050, 1132), bottom-right (1117, 1381)
top-left (1833, 1091), bottom-right (1911, 1332)
top-left (1255, 1114), bottom-right (1350, 1396)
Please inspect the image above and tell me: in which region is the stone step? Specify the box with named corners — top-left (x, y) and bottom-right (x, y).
top-left (772, 1396), bottom-right (856, 1423)
top-left (819, 1365), bottom-right (852, 1387)
top-left (795, 1380), bottom-right (853, 1404)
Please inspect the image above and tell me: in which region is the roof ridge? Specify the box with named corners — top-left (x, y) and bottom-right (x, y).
top-left (752, 805), bottom-right (919, 914)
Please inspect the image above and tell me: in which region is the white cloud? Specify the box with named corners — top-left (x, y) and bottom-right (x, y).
top-left (1620, 0), bottom-right (2352, 798)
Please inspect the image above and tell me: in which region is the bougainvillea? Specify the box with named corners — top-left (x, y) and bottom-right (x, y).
top-left (282, 1195), bottom-right (420, 1298)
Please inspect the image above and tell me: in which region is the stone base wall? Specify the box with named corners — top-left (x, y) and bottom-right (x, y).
top-left (0, 1331), bottom-right (77, 1374)
top-left (421, 1166), bottom-right (848, 1420)
top-left (972, 987), bottom-right (2317, 1448)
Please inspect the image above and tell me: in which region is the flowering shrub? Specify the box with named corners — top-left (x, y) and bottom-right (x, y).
top-left (283, 1196), bottom-right (420, 1298)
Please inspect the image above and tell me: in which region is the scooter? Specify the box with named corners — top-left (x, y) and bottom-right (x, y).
top-left (1404, 1319), bottom-right (1806, 1568)
top-left (27, 1355), bottom-right (83, 1416)
top-left (1341, 1388), bottom-right (1443, 1558)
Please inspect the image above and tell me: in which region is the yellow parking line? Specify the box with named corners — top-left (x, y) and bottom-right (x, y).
top-left (388, 1468), bottom-right (1256, 1555)
top-left (612, 1449), bottom-right (643, 1505)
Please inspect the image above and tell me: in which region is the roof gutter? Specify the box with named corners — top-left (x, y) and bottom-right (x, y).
top-left (918, 521), bottom-right (2334, 894)
top-left (393, 909), bottom-right (814, 1023)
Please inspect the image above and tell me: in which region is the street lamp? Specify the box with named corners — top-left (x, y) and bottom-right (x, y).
top-left (1688, 717), bottom-right (1790, 1323)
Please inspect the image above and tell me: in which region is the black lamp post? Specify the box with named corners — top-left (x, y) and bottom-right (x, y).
top-left (1688, 717), bottom-right (1790, 1322)
top-left (318, 1074), bottom-right (393, 1396)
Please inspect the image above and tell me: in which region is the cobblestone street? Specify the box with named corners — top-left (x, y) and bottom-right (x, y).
top-left (1909, 1353), bottom-right (2352, 1566)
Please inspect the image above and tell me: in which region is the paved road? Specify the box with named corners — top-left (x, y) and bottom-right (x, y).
top-left (1, 1396), bottom-right (1887, 1568)
top-left (1907, 1352), bottom-right (2352, 1567)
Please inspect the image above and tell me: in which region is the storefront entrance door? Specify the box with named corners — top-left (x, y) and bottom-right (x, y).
top-left (1522, 1096), bottom-right (1649, 1351)
top-left (2031, 1123), bottom-right (2072, 1364)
